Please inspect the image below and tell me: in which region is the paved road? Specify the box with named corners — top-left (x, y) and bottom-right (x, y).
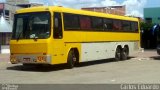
top-left (0, 50), bottom-right (160, 84)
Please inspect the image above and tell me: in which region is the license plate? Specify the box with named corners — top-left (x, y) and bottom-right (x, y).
top-left (23, 58), bottom-right (31, 63)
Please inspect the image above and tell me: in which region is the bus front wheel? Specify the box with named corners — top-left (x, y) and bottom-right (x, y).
top-left (67, 50), bottom-right (77, 69)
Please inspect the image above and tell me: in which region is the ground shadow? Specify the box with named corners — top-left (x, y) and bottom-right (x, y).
top-left (150, 56), bottom-right (160, 60)
top-left (7, 57), bottom-right (133, 72)
top-left (7, 64), bottom-right (67, 72)
top-left (77, 57), bottom-right (133, 67)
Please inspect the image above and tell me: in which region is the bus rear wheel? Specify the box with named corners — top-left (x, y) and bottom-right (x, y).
top-left (67, 50), bottom-right (77, 69)
top-left (115, 47), bottom-right (121, 61)
top-left (121, 46), bottom-right (129, 60)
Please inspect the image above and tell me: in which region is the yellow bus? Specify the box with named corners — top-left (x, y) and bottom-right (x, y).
top-left (10, 6), bottom-right (140, 68)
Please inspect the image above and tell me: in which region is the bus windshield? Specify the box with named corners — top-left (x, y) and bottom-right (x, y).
top-left (12, 12), bottom-right (50, 40)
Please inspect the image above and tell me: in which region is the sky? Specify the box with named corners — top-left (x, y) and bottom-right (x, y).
top-left (1, 0), bottom-right (160, 17)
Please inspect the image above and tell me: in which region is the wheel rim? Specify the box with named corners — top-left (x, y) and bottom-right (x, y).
top-left (67, 50), bottom-right (77, 68)
top-left (72, 52), bottom-right (76, 65)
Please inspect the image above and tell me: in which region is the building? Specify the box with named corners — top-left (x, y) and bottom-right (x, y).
top-left (0, 0), bottom-right (43, 53)
top-left (144, 7), bottom-right (160, 24)
top-left (0, 3), bottom-right (12, 46)
top-left (81, 5), bottom-right (126, 16)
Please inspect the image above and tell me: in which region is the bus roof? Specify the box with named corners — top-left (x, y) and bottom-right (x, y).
top-left (16, 6), bottom-right (139, 22)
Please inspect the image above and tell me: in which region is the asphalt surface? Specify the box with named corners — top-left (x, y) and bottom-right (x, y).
top-left (0, 50), bottom-right (160, 84)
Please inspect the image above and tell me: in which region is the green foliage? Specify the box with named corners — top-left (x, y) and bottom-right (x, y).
top-left (140, 22), bottom-right (154, 31)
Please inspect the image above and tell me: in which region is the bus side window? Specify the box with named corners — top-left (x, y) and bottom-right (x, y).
top-left (54, 12), bottom-right (62, 39)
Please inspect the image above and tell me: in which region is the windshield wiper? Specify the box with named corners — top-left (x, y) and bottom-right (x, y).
top-left (16, 31), bottom-right (23, 41)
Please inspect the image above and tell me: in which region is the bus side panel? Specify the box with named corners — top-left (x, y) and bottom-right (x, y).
top-left (81, 42), bottom-right (115, 61)
top-left (49, 40), bottom-right (65, 65)
top-left (50, 42), bottom-right (81, 65)
top-left (81, 41), bottom-right (139, 62)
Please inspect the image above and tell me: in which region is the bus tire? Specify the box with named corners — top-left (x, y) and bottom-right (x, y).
top-left (115, 47), bottom-right (121, 61)
top-left (67, 49), bottom-right (77, 69)
top-left (121, 46), bottom-right (129, 60)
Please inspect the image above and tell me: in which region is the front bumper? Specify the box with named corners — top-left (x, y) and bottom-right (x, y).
top-left (10, 54), bottom-right (51, 64)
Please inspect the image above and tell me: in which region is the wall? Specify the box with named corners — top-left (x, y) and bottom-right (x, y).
top-left (82, 6), bottom-right (126, 16)
top-left (144, 7), bottom-right (160, 24)
top-left (0, 45), bottom-right (10, 54)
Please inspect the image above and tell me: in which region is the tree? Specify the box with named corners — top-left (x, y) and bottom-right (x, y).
top-left (140, 22), bottom-right (153, 31)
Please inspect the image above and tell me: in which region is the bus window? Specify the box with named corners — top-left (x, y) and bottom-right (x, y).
top-left (54, 12), bottom-right (62, 39)
top-left (12, 12), bottom-right (50, 40)
top-left (113, 20), bottom-right (122, 31)
top-left (80, 16), bottom-right (91, 30)
top-left (131, 22), bottom-right (138, 32)
top-left (122, 21), bottom-right (131, 31)
top-left (63, 13), bottom-right (80, 30)
top-left (15, 18), bottom-right (24, 39)
top-left (103, 19), bottom-right (113, 31)
top-left (92, 17), bottom-right (103, 30)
